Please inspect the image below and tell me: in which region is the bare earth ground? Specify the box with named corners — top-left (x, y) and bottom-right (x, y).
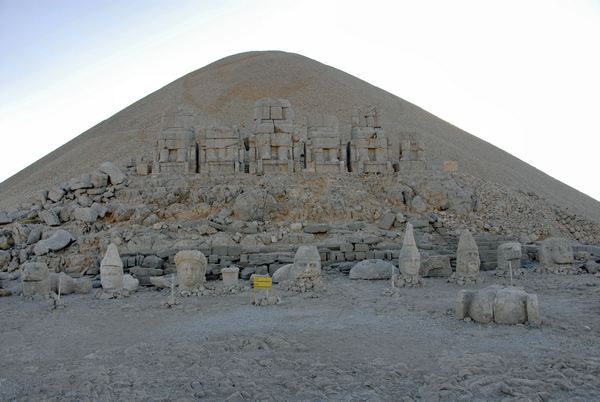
top-left (2, 271), bottom-right (600, 401)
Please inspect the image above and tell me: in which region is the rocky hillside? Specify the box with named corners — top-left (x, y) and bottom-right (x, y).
top-left (1, 51), bottom-right (599, 223)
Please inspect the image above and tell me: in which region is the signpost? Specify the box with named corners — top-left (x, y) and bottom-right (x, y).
top-left (253, 276), bottom-right (272, 304)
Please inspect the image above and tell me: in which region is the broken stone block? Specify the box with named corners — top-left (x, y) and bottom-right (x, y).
top-left (91, 170), bottom-right (109, 188)
top-left (98, 161), bottom-right (125, 185)
top-left (123, 274), bottom-right (139, 292)
top-left (349, 259), bottom-right (398, 280)
top-left (497, 242), bottom-right (522, 276)
top-left (420, 255), bottom-right (451, 277)
top-left (303, 224), bottom-right (330, 234)
top-left (72, 207), bottom-right (99, 223)
top-left (456, 285), bottom-right (540, 326)
top-left (0, 212), bottom-right (13, 225)
top-left (377, 213), bottom-right (396, 230)
top-left (221, 266), bottom-right (239, 286)
top-left (21, 262), bottom-right (50, 299)
top-left (33, 229), bottom-right (74, 256)
top-left (39, 209), bottom-right (61, 226)
top-left (47, 187), bottom-right (65, 203)
top-left (50, 272), bottom-right (92, 295)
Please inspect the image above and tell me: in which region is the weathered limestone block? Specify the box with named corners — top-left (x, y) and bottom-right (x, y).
top-left (50, 272), bottom-right (92, 295)
top-left (377, 213), bottom-right (396, 230)
top-left (538, 237), bottom-right (573, 266)
top-left (33, 229), bottom-right (74, 256)
top-left (174, 250), bottom-right (207, 290)
top-left (420, 255), bottom-right (452, 277)
top-left (21, 262), bottom-right (50, 299)
top-left (100, 243), bottom-right (124, 292)
top-left (39, 209), bottom-right (61, 226)
top-left (123, 274), bottom-right (139, 292)
top-left (449, 230), bottom-right (480, 284)
top-left (98, 161), bottom-right (125, 185)
top-left (0, 211), bottom-right (13, 225)
top-left (396, 223), bottom-right (423, 287)
top-left (26, 227), bottom-right (42, 245)
top-left (47, 187), bottom-right (65, 203)
top-left (72, 207), bottom-right (99, 223)
top-left (497, 242), bottom-right (522, 276)
top-left (221, 266), bottom-right (239, 286)
top-left (349, 259), bottom-right (398, 280)
top-left (456, 285), bottom-right (540, 326)
top-left (91, 170), bottom-right (109, 188)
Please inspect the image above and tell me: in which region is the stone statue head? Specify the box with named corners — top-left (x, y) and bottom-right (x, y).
top-left (175, 250), bottom-right (207, 290)
top-left (540, 238), bottom-right (573, 265)
top-left (290, 246), bottom-right (321, 281)
top-left (399, 222), bottom-right (421, 277)
top-left (100, 243), bottom-right (124, 292)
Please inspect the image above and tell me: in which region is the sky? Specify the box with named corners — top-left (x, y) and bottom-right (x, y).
top-left (1, 0), bottom-right (599, 200)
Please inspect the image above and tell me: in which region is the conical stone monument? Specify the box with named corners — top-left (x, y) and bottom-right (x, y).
top-left (100, 243), bottom-right (124, 292)
top-left (449, 230), bottom-right (481, 285)
top-left (396, 223), bottom-right (423, 287)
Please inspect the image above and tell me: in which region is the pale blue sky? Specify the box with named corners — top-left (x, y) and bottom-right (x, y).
top-left (1, 0), bottom-right (599, 201)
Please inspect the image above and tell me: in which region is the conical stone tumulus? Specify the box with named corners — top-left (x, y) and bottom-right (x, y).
top-left (100, 243), bottom-right (124, 292)
top-left (396, 223), bottom-right (423, 287)
top-left (449, 230), bottom-right (481, 285)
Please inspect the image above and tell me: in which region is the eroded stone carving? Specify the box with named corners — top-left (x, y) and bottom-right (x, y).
top-left (21, 262), bottom-right (50, 299)
top-left (274, 245), bottom-right (323, 292)
top-left (100, 243), bottom-right (124, 292)
top-left (174, 250), bottom-right (207, 291)
top-left (198, 126), bottom-right (243, 175)
top-left (538, 237), bottom-right (573, 266)
top-left (456, 285), bottom-right (540, 326)
top-left (396, 222), bottom-right (423, 287)
top-left (154, 106), bottom-right (197, 174)
top-left (248, 98), bottom-right (296, 174)
top-left (449, 230), bottom-right (481, 284)
top-left (305, 114), bottom-right (344, 173)
top-left (497, 242), bottom-right (522, 277)
top-left (348, 106), bottom-right (393, 174)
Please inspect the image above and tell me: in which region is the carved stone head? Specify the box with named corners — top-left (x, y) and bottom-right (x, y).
top-left (175, 250), bottom-right (207, 290)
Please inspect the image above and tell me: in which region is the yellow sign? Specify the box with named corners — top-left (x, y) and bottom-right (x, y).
top-left (253, 277), bottom-right (272, 289)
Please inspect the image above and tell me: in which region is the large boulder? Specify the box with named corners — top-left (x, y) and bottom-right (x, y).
top-left (33, 229), bottom-right (74, 256)
top-left (349, 259), bottom-right (398, 280)
top-left (98, 161), bottom-right (125, 185)
top-left (232, 189), bottom-right (277, 221)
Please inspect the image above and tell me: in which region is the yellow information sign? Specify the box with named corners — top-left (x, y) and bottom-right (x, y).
top-left (252, 276), bottom-right (273, 305)
top-left (253, 277), bottom-right (272, 289)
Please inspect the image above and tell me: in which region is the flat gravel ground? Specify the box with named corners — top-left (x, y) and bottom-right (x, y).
top-left (2, 271), bottom-right (600, 401)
